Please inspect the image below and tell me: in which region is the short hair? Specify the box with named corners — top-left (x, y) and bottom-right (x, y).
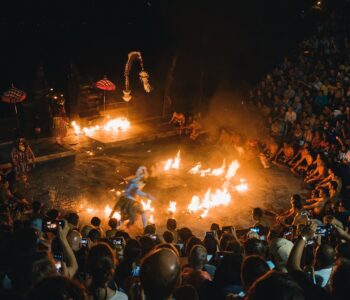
top-left (244, 238), bottom-right (268, 257)
top-left (139, 236), bottom-right (155, 256)
top-left (246, 271), bottom-right (305, 300)
top-left (140, 249), bottom-right (180, 300)
top-left (241, 255), bottom-right (270, 290)
top-left (167, 218), bottom-right (177, 231)
top-left (185, 236), bottom-right (203, 257)
top-left (331, 259), bottom-right (350, 300)
top-left (88, 228), bottom-right (101, 242)
top-left (31, 201), bottom-right (42, 212)
top-left (66, 212), bottom-right (79, 226)
top-left (210, 223), bottom-right (220, 231)
top-left (291, 194), bottom-right (303, 210)
top-left (203, 235), bottom-right (218, 255)
top-left (90, 216), bottom-right (101, 227)
top-left (46, 209), bottom-right (59, 220)
top-left (27, 275), bottom-right (87, 300)
top-left (108, 218), bottom-right (118, 230)
top-left (163, 230), bottom-right (174, 243)
top-left (316, 244), bottom-right (335, 268)
top-left (144, 224), bottom-right (156, 235)
top-left (253, 208), bottom-right (263, 218)
top-left (226, 240), bottom-right (244, 254)
top-left (189, 245), bottom-right (207, 270)
top-left (178, 227), bottom-right (192, 243)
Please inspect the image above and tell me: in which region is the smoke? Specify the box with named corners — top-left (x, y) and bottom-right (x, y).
top-left (202, 90), bottom-right (265, 141)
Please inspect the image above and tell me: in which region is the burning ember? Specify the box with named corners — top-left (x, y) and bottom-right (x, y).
top-left (71, 117), bottom-right (130, 136)
top-left (104, 205), bottom-right (121, 220)
top-left (164, 151), bottom-right (181, 171)
top-left (234, 179), bottom-right (248, 192)
top-left (149, 214), bottom-right (154, 224)
top-left (189, 160), bottom-right (226, 177)
top-left (188, 187), bottom-right (232, 218)
top-left (168, 201), bottom-right (177, 214)
top-left (141, 199), bottom-right (155, 212)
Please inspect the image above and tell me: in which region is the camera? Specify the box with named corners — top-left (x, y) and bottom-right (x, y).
top-left (112, 237), bottom-right (124, 246)
top-left (42, 220), bottom-right (65, 233)
top-left (150, 234), bottom-right (157, 241)
top-left (81, 238), bottom-right (88, 247)
top-left (53, 253), bottom-right (63, 273)
top-left (222, 226), bottom-right (233, 232)
top-left (315, 225), bottom-right (333, 237)
top-left (249, 227), bottom-right (260, 234)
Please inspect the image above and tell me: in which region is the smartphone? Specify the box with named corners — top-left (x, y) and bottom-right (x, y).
top-left (112, 237), bottom-right (124, 246)
top-left (283, 226), bottom-right (294, 239)
top-left (131, 266), bottom-right (140, 277)
top-left (53, 253), bottom-right (63, 273)
top-left (216, 251), bottom-right (230, 260)
top-left (176, 243), bottom-right (184, 251)
top-left (81, 238), bottom-right (88, 247)
top-left (43, 220), bottom-right (64, 233)
top-left (249, 227), bottom-right (260, 234)
top-left (222, 226), bottom-right (233, 232)
top-left (150, 234), bottom-right (157, 241)
top-left (205, 231), bottom-right (215, 237)
top-left (315, 225), bottom-right (333, 237)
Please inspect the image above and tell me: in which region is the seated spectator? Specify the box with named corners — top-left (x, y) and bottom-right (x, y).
top-left (66, 212), bottom-right (79, 230)
top-left (163, 230), bottom-right (174, 243)
top-left (140, 248), bottom-right (180, 300)
top-left (88, 228), bottom-right (101, 245)
top-left (91, 217), bottom-right (104, 236)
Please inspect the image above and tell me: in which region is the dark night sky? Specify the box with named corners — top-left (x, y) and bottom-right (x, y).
top-left (0, 0), bottom-right (340, 113)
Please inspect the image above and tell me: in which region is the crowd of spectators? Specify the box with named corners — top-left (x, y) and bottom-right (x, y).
top-left (2, 5), bottom-right (350, 300)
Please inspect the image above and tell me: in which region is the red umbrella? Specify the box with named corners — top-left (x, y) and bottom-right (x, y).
top-left (95, 76), bottom-right (116, 116)
top-left (2, 85), bottom-right (26, 127)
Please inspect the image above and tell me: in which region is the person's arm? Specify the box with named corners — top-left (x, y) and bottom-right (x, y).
top-left (287, 223), bottom-right (317, 272)
top-left (57, 220), bottom-right (78, 279)
top-left (136, 189), bottom-right (155, 200)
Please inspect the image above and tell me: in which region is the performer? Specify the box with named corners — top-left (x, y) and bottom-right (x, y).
top-left (51, 95), bottom-right (69, 144)
top-left (110, 166), bottom-right (155, 228)
top-left (187, 118), bottom-right (201, 140)
top-left (10, 137), bottom-right (36, 187)
top-left (169, 112), bottom-right (186, 135)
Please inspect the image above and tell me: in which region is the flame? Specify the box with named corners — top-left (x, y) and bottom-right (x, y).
top-left (71, 118), bottom-right (130, 136)
top-left (104, 205), bottom-right (121, 220)
top-left (168, 201), bottom-right (177, 214)
top-left (86, 207), bottom-right (95, 214)
top-left (225, 160), bottom-right (240, 180)
top-left (234, 179), bottom-right (248, 192)
top-left (149, 214), bottom-right (154, 224)
top-left (164, 151), bottom-right (181, 171)
top-left (187, 186), bottom-right (232, 218)
top-left (189, 159), bottom-right (237, 178)
top-left (141, 199), bottom-right (154, 212)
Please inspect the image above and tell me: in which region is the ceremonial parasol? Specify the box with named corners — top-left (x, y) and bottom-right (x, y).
top-left (2, 84), bottom-right (26, 128)
top-left (95, 76), bottom-right (116, 117)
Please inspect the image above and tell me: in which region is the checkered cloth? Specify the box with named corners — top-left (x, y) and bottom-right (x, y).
top-left (2, 86), bottom-right (26, 103)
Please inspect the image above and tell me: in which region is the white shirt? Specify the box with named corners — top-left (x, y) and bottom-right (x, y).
top-left (315, 267), bottom-right (333, 287)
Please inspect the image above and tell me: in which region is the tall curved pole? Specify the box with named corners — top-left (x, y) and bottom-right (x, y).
top-left (122, 51), bottom-right (152, 104)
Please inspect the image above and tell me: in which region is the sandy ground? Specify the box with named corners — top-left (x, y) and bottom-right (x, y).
top-left (22, 138), bottom-right (303, 237)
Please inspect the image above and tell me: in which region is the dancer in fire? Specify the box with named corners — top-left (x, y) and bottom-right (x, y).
top-left (50, 95), bottom-right (69, 144)
top-left (110, 166), bottom-right (155, 228)
top-left (169, 112), bottom-right (186, 135)
top-left (10, 137), bottom-right (35, 187)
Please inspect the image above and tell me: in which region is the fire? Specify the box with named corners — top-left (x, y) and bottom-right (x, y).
top-left (71, 117), bottom-right (130, 136)
top-left (141, 199), bottom-right (154, 212)
top-left (225, 160), bottom-right (240, 180)
top-left (103, 205), bottom-right (121, 220)
top-left (234, 178), bottom-right (248, 192)
top-left (168, 201), bottom-right (177, 214)
top-left (164, 151), bottom-right (181, 171)
top-left (149, 214), bottom-right (154, 224)
top-left (86, 207), bottom-right (95, 214)
top-left (189, 159), bottom-right (238, 178)
top-left (188, 186), bottom-right (232, 218)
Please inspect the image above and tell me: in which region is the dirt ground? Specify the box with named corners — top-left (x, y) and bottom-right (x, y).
top-left (22, 138), bottom-right (303, 237)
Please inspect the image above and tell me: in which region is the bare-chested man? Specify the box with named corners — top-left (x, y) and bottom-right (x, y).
top-left (264, 137), bottom-right (279, 160)
top-left (274, 142), bottom-right (294, 164)
top-left (304, 154), bottom-right (327, 185)
top-left (304, 187), bottom-right (328, 216)
top-left (290, 147), bottom-right (313, 174)
top-left (169, 112), bottom-right (185, 127)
